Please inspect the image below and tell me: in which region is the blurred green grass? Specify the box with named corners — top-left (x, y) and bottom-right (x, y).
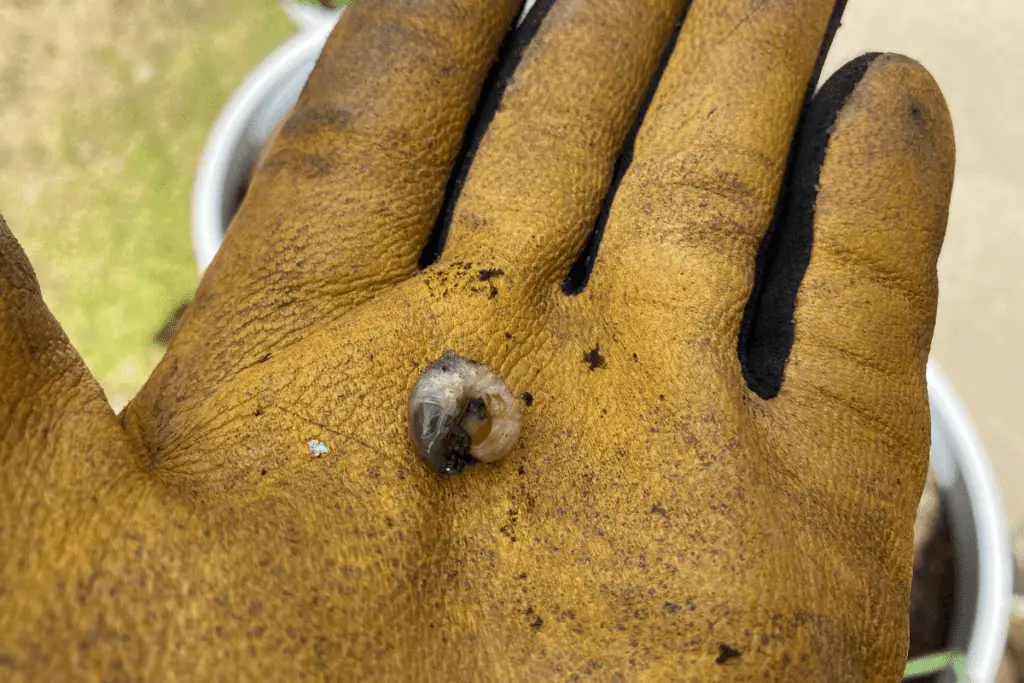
top-left (1, 2), bottom-right (298, 406)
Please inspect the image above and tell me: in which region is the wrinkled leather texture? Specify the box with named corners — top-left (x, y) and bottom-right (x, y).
top-left (0, 0), bottom-right (954, 680)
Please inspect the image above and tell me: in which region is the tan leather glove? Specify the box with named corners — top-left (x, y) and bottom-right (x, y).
top-left (0, 0), bottom-right (954, 680)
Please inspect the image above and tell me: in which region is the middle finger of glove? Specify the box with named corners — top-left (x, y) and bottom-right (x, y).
top-left (424, 0), bottom-right (690, 291)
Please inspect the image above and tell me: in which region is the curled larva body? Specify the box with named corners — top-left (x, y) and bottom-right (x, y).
top-left (408, 350), bottom-right (524, 475)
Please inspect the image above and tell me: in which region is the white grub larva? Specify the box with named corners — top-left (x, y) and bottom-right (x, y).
top-left (408, 350), bottom-right (524, 476)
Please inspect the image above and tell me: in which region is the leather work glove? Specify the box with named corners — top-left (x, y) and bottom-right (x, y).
top-left (0, 0), bottom-right (954, 680)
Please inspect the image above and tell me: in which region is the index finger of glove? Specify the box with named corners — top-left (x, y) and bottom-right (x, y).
top-left (181, 0), bottom-right (523, 363)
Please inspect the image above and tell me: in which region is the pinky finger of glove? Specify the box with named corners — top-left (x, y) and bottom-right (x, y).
top-left (743, 53), bottom-right (954, 449)
top-left (739, 53), bottom-right (955, 680)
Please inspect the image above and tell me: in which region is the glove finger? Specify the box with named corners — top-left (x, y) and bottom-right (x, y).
top-left (178, 0), bottom-right (523, 362)
top-left (424, 0), bottom-right (688, 287)
top-left (0, 214), bottom-right (140, 550)
top-left (751, 54), bottom-right (953, 445)
top-left (576, 0), bottom-right (843, 332)
top-left (739, 55), bottom-right (954, 674)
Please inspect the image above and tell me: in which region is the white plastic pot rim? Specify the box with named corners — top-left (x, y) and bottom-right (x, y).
top-left (927, 362), bottom-right (1013, 683)
top-left (189, 11), bottom-right (339, 274)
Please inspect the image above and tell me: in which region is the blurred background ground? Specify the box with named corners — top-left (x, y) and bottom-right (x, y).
top-left (0, 0), bottom-right (1021, 675)
top-left (0, 0), bottom-right (295, 408)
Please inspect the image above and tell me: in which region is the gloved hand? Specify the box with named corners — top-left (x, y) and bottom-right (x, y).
top-left (0, 0), bottom-right (954, 680)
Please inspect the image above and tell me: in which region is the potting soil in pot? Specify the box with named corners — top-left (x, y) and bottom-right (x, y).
top-left (909, 470), bottom-right (957, 682)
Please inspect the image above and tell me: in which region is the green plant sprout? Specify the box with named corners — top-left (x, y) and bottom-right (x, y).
top-left (904, 650), bottom-right (970, 681)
